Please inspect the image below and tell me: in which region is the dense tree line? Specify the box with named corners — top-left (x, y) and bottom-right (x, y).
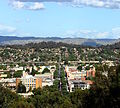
top-left (0, 84), bottom-right (34, 108)
top-left (102, 42), bottom-right (120, 49)
top-left (1, 41), bottom-right (120, 50)
top-left (4, 41), bottom-right (93, 49)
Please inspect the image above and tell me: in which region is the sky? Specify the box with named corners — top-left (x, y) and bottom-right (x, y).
top-left (1, 0), bottom-right (120, 39)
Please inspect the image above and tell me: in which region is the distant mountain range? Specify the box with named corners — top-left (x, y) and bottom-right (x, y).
top-left (0, 36), bottom-right (120, 46)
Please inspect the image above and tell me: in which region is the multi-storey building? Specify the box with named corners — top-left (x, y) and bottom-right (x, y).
top-left (65, 65), bottom-right (95, 92)
top-left (16, 74), bottom-right (42, 92)
top-left (16, 70), bottom-right (54, 91)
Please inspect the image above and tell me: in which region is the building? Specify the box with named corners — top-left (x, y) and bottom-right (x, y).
top-left (42, 78), bottom-right (53, 87)
top-left (68, 80), bottom-right (93, 92)
top-left (65, 65), bottom-right (95, 81)
top-left (86, 67), bottom-right (96, 78)
top-left (13, 67), bottom-right (24, 72)
top-left (0, 78), bottom-right (16, 90)
top-left (16, 65), bottom-right (55, 92)
top-left (0, 74), bottom-right (7, 79)
top-left (35, 73), bottom-right (53, 80)
top-left (18, 92), bottom-right (33, 98)
top-left (65, 65), bottom-right (95, 92)
top-left (16, 74), bottom-right (42, 92)
top-left (35, 73), bottom-right (53, 88)
top-left (65, 66), bottom-right (86, 81)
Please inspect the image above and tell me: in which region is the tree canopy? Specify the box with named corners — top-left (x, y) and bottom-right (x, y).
top-left (16, 81), bottom-right (26, 93)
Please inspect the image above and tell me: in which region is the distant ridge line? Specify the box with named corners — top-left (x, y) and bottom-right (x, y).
top-left (0, 36), bottom-right (120, 47)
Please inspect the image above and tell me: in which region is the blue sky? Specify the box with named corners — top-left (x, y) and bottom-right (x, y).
top-left (0, 0), bottom-right (120, 39)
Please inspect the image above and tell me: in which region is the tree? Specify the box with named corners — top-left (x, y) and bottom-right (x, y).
top-left (9, 101), bottom-right (35, 108)
top-left (64, 60), bottom-right (69, 65)
top-left (54, 70), bottom-right (58, 79)
top-left (13, 70), bottom-right (23, 78)
top-left (28, 86), bottom-right (32, 92)
top-left (4, 72), bottom-right (12, 78)
top-left (116, 65), bottom-right (120, 88)
top-left (60, 68), bottom-right (68, 95)
top-left (69, 89), bottom-right (89, 108)
top-left (0, 84), bottom-right (34, 108)
top-left (108, 65), bottom-right (120, 107)
top-left (17, 82), bottom-right (26, 93)
top-left (77, 66), bottom-right (82, 71)
top-left (42, 68), bottom-right (50, 74)
top-left (85, 66), bottom-right (90, 70)
top-left (89, 77), bottom-right (110, 108)
top-left (53, 79), bottom-right (59, 90)
top-left (29, 87), bottom-right (73, 108)
top-left (53, 65), bottom-right (59, 79)
top-left (31, 68), bottom-right (39, 76)
top-left (32, 87), bottom-right (42, 96)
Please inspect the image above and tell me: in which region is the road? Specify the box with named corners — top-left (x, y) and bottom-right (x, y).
top-left (58, 54), bottom-right (62, 92)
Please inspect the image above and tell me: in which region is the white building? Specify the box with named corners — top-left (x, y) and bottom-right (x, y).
top-left (68, 80), bottom-right (92, 92)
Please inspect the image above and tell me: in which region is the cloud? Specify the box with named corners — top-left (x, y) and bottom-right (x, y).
top-left (73, 0), bottom-right (120, 9)
top-left (16, 0), bottom-right (72, 2)
top-left (11, 1), bottom-right (24, 9)
top-left (28, 2), bottom-right (44, 10)
top-left (14, 0), bottom-right (120, 9)
top-left (10, 0), bottom-right (44, 10)
top-left (0, 24), bottom-right (120, 39)
top-left (62, 28), bottom-right (120, 39)
top-left (0, 24), bottom-right (33, 36)
top-left (112, 27), bottom-right (120, 38)
top-left (63, 29), bottom-right (97, 38)
top-left (0, 24), bottom-right (16, 35)
top-left (96, 32), bottom-right (109, 38)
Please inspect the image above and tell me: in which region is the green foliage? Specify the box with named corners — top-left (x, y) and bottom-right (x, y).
top-left (77, 66), bottom-right (82, 71)
top-left (61, 67), bottom-right (68, 95)
top-left (42, 68), bottom-right (50, 74)
top-left (29, 87), bottom-right (73, 108)
top-left (0, 84), bottom-right (19, 108)
top-left (0, 65), bottom-right (7, 70)
top-left (9, 101), bottom-right (35, 108)
top-left (86, 76), bottom-right (94, 81)
top-left (4, 72), bottom-right (12, 78)
top-left (54, 66), bottom-right (58, 79)
top-left (54, 70), bottom-right (58, 79)
top-left (28, 86), bottom-right (32, 93)
top-left (31, 68), bottom-right (39, 76)
top-left (32, 87), bottom-right (42, 95)
top-left (69, 89), bottom-right (89, 108)
top-left (13, 70), bottom-right (23, 78)
top-left (17, 82), bottom-right (26, 93)
top-left (85, 66), bottom-right (90, 70)
top-left (87, 65), bottom-right (120, 108)
top-left (53, 79), bottom-right (59, 90)
top-left (64, 60), bottom-right (69, 65)
top-left (0, 84), bottom-right (33, 108)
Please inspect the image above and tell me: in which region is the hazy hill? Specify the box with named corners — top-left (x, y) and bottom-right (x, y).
top-left (0, 36), bottom-right (119, 46)
top-left (0, 36), bottom-right (39, 43)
